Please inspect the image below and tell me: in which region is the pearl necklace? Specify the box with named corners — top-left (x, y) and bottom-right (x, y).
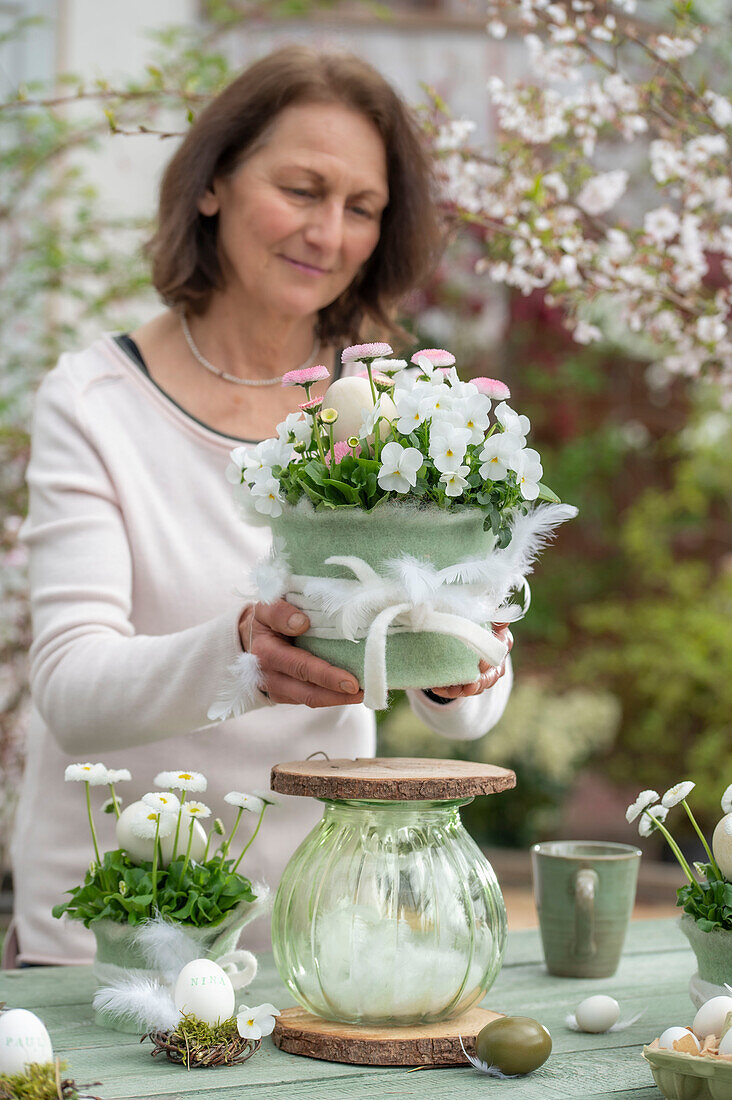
top-left (181, 313), bottom-right (319, 387)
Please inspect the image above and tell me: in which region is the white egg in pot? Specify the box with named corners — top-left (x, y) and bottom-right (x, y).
top-left (711, 814), bottom-right (732, 880)
top-left (174, 959), bottom-right (235, 1026)
top-left (0, 1008), bottom-right (53, 1077)
top-left (692, 996), bottom-right (732, 1040)
top-left (116, 801), bottom-right (206, 866)
top-left (322, 376), bottom-right (396, 442)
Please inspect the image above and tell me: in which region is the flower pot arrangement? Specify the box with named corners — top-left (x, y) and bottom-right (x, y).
top-left (627, 780), bottom-right (732, 1007)
top-left (53, 763), bottom-right (273, 1032)
top-left (216, 344), bottom-right (577, 715)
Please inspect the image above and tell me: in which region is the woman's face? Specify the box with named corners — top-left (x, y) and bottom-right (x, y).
top-left (198, 101), bottom-right (389, 323)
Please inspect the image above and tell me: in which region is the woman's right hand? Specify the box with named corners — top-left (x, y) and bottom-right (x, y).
top-left (239, 601), bottom-right (364, 707)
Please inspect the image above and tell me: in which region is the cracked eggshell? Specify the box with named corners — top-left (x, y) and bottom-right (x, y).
top-left (0, 1009), bottom-right (53, 1077)
top-left (712, 814), bottom-right (732, 880)
top-left (658, 1027), bottom-right (701, 1052)
top-left (116, 801), bottom-right (206, 867)
top-left (174, 959), bottom-right (235, 1026)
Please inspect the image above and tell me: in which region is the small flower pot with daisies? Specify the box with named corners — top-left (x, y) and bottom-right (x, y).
top-left (218, 344), bottom-right (578, 712)
top-left (54, 763), bottom-right (274, 1032)
top-left (627, 781), bottom-right (732, 1008)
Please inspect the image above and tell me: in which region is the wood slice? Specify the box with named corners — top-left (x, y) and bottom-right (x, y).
top-left (272, 1005), bottom-right (502, 1065)
top-left (270, 757), bottom-right (516, 801)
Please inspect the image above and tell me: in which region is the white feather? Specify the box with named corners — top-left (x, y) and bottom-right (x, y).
top-left (93, 976), bottom-right (180, 1033)
top-left (501, 503), bottom-right (578, 579)
top-left (135, 917), bottom-right (201, 979)
top-left (207, 652), bottom-right (266, 722)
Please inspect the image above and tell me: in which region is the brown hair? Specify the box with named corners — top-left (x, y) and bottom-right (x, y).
top-left (146, 45), bottom-right (444, 345)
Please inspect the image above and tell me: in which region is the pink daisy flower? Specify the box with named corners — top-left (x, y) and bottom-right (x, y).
top-left (410, 348), bottom-right (456, 367)
top-left (299, 395), bottom-right (324, 411)
top-left (326, 440), bottom-right (353, 466)
top-left (473, 377), bottom-right (511, 400)
top-left (341, 342), bottom-right (393, 363)
top-left (282, 364), bottom-right (330, 387)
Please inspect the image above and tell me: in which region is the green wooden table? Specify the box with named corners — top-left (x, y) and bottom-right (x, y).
top-left (0, 919), bottom-right (695, 1099)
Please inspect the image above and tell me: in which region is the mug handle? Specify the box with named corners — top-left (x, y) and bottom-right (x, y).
top-left (216, 948), bottom-right (258, 991)
top-left (573, 867), bottom-right (599, 959)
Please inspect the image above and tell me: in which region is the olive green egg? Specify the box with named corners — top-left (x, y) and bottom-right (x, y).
top-left (475, 1016), bottom-right (552, 1076)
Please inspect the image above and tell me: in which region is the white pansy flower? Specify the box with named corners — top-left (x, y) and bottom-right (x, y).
top-left (377, 442), bottom-right (423, 493)
top-left (439, 466), bottom-right (470, 498)
top-left (453, 394), bottom-right (491, 444)
top-left (626, 789), bottom-right (660, 823)
top-left (244, 438), bottom-right (292, 483)
top-left (721, 784), bottom-right (732, 815)
top-left (495, 402), bottom-right (530, 444)
top-left (181, 801), bottom-right (211, 820)
top-left (225, 446), bottom-right (250, 484)
top-left (394, 390), bottom-right (429, 434)
top-left (429, 426), bottom-right (471, 472)
top-left (131, 810), bottom-right (177, 840)
top-left (225, 791), bottom-right (266, 814)
top-left (250, 477), bottom-right (284, 518)
top-left (418, 385), bottom-right (452, 422)
top-left (277, 412), bottom-right (311, 447)
top-left (154, 770), bottom-right (208, 793)
top-left (576, 170), bottom-right (628, 216)
top-left (236, 1003), bottom-right (280, 1041)
top-left (142, 791), bottom-right (181, 813)
top-left (479, 434), bottom-right (521, 482)
top-left (639, 804), bottom-right (669, 837)
top-left (64, 762), bottom-right (110, 786)
top-left (661, 781), bottom-right (695, 808)
top-left (511, 447), bottom-right (543, 501)
top-left (359, 401), bottom-right (385, 440)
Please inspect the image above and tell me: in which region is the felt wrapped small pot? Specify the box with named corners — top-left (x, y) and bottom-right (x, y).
top-left (679, 915), bottom-right (732, 1009)
top-left (267, 503), bottom-right (506, 703)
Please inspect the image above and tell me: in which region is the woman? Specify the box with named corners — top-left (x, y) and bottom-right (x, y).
top-left (7, 46), bottom-right (513, 966)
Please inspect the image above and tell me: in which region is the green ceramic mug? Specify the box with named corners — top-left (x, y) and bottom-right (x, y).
top-left (530, 841), bottom-right (641, 978)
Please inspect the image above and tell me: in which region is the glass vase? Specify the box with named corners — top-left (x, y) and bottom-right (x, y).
top-left (272, 797), bottom-right (506, 1026)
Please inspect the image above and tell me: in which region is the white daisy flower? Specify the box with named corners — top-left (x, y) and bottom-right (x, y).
top-left (154, 770), bottom-right (208, 793)
top-left (64, 762), bottom-right (109, 786)
top-left (639, 805), bottom-right (669, 837)
top-left (722, 784), bottom-right (732, 814)
top-left (142, 791), bottom-right (181, 813)
top-left (131, 810), bottom-right (177, 840)
top-left (181, 801), bottom-right (211, 819)
top-left (106, 769), bottom-right (132, 784)
top-left (251, 789), bottom-right (280, 807)
top-left (661, 781), bottom-right (695, 808)
top-left (224, 792), bottom-right (265, 814)
top-left (236, 1003), bottom-right (280, 1041)
top-left (626, 790), bottom-right (660, 823)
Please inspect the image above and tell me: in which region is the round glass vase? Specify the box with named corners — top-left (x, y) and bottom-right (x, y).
top-left (272, 797), bottom-right (507, 1026)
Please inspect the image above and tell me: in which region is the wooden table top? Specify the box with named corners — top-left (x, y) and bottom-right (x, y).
top-left (0, 918), bottom-right (694, 1099)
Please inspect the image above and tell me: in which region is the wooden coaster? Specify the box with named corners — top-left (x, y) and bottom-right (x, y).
top-left (271, 1005), bottom-right (501, 1065)
top-left (270, 757), bottom-right (516, 801)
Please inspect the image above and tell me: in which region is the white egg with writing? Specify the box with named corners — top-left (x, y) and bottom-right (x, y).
top-left (0, 1009), bottom-right (53, 1077)
top-left (173, 959), bottom-right (235, 1025)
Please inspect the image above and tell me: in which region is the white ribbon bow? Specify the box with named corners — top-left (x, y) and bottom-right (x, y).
top-left (286, 554), bottom-right (520, 710)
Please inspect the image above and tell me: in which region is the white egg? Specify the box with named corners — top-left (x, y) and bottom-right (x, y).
top-left (115, 801), bottom-right (206, 867)
top-left (174, 959), bottom-right (235, 1026)
top-left (0, 1009), bottom-right (53, 1077)
top-left (658, 1026), bottom-right (701, 1052)
top-left (712, 814), bottom-right (732, 880)
top-left (719, 1027), bottom-right (732, 1056)
top-left (322, 376), bottom-right (396, 442)
top-left (692, 996), bottom-right (732, 1040)
top-left (575, 995), bottom-right (620, 1033)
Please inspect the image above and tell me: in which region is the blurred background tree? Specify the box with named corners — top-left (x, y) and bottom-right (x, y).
top-left (1, 0), bottom-right (730, 877)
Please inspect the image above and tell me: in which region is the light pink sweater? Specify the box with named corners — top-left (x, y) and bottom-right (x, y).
top-left (9, 336), bottom-right (512, 965)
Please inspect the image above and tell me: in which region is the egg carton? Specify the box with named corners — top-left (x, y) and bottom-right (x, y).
top-left (643, 1044), bottom-right (732, 1100)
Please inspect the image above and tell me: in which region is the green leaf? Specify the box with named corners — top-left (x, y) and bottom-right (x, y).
top-left (321, 477), bottom-right (361, 504)
top-left (536, 482), bottom-right (561, 503)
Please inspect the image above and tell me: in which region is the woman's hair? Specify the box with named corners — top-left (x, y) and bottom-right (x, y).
top-left (146, 44), bottom-right (444, 345)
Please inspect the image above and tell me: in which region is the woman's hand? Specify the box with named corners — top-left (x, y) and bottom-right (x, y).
top-left (239, 601), bottom-right (364, 707)
top-left (426, 624), bottom-right (514, 702)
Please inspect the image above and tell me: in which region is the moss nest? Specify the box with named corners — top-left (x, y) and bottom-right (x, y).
top-left (146, 1014), bottom-right (260, 1069)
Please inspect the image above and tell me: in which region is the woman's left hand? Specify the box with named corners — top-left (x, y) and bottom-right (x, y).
top-left (426, 623), bottom-right (513, 701)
